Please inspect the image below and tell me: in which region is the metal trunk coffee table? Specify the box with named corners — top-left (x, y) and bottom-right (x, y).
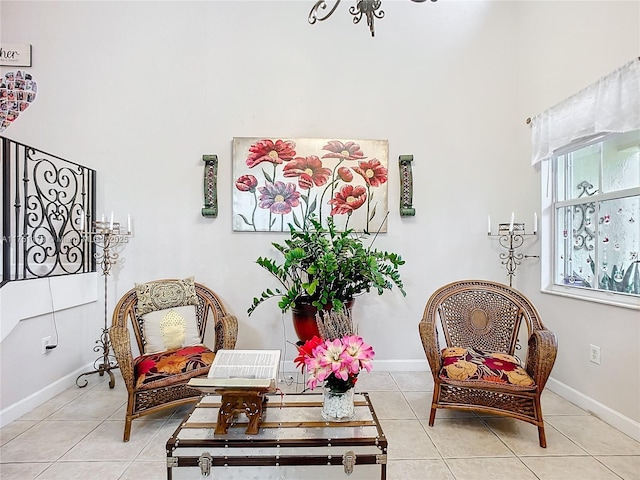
top-left (166, 392), bottom-right (388, 479)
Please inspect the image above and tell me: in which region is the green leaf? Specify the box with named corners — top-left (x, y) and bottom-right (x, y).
top-left (308, 197), bottom-right (317, 214)
top-left (238, 213), bottom-right (252, 226)
top-left (292, 211), bottom-right (302, 229)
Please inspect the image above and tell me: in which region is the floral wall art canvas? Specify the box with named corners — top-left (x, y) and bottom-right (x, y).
top-left (232, 137), bottom-right (389, 232)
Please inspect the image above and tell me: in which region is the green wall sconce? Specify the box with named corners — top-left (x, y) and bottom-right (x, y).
top-left (399, 154), bottom-right (415, 217)
top-left (202, 154), bottom-right (218, 218)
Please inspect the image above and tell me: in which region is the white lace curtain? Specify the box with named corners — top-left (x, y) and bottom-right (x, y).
top-left (530, 57), bottom-right (640, 166)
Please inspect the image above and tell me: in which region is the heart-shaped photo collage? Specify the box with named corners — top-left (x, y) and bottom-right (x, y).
top-left (1, 70), bottom-right (38, 133)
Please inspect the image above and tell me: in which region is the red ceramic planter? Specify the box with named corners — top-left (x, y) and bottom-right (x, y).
top-left (291, 299), bottom-right (354, 343)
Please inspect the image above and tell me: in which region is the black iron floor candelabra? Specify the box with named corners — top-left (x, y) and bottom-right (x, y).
top-left (76, 219), bottom-right (131, 389)
top-left (488, 221), bottom-right (538, 287)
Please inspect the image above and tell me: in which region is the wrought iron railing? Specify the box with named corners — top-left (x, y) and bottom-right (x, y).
top-left (1, 137), bottom-right (97, 284)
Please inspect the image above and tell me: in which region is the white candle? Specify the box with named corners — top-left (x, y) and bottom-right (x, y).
top-left (509, 212), bottom-right (514, 232)
top-left (101, 213), bottom-right (105, 223)
top-left (79, 209), bottom-right (85, 231)
top-left (534, 212), bottom-right (538, 234)
top-left (110, 211), bottom-right (114, 230)
top-left (487, 215), bottom-right (491, 235)
top-left (127, 214), bottom-right (132, 234)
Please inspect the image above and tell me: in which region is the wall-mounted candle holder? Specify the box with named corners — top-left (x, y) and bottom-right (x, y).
top-left (487, 214), bottom-right (538, 287)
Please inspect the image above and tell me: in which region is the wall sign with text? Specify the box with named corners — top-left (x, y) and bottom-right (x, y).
top-left (0, 44), bottom-right (32, 67)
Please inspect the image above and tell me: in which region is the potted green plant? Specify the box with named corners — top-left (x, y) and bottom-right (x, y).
top-left (247, 215), bottom-right (406, 341)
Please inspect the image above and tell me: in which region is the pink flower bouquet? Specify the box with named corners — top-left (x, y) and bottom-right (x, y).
top-left (295, 335), bottom-right (375, 393)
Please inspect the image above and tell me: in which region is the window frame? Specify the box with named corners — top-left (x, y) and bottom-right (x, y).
top-left (541, 132), bottom-right (640, 310)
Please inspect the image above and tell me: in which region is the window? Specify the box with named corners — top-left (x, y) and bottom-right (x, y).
top-left (530, 58), bottom-right (640, 308)
top-left (552, 130), bottom-right (640, 300)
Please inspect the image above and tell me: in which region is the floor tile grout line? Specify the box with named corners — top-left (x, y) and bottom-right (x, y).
top-left (3, 372), bottom-right (639, 479)
top-left (18, 384), bottom-right (92, 424)
top-left (28, 415), bottom-right (108, 479)
top-left (592, 456), bottom-right (629, 480)
top-left (475, 413), bottom-right (524, 457)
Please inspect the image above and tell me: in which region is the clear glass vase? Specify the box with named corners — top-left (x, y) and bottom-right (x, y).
top-left (322, 387), bottom-right (355, 421)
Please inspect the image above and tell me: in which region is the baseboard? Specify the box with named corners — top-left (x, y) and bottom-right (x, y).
top-left (366, 359), bottom-right (430, 372)
top-left (546, 376), bottom-right (640, 442)
top-left (280, 358), bottom-right (430, 374)
top-left (0, 362), bottom-right (94, 428)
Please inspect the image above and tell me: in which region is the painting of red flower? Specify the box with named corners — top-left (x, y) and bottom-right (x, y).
top-left (283, 156), bottom-right (332, 189)
top-left (246, 139), bottom-right (297, 168)
top-left (235, 174), bottom-right (258, 192)
top-left (337, 166), bottom-right (353, 182)
top-left (353, 159), bottom-right (388, 187)
top-left (233, 137), bottom-right (388, 232)
top-left (329, 185), bottom-right (367, 216)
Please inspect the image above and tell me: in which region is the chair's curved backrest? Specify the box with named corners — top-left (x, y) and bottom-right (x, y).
top-left (112, 280), bottom-right (230, 355)
top-left (423, 280), bottom-right (544, 355)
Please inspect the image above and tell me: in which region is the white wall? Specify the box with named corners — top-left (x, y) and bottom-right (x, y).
top-left (515, 0), bottom-right (640, 439)
top-left (1, 0), bottom-right (638, 437)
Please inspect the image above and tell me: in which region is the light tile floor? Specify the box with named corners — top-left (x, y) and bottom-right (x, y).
top-left (1, 371), bottom-right (638, 479)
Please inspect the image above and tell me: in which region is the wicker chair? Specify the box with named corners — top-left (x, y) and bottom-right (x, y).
top-left (419, 280), bottom-right (557, 447)
top-left (110, 280), bottom-right (238, 442)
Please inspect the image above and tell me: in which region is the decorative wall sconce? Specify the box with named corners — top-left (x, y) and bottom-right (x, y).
top-left (308, 0), bottom-right (438, 37)
top-left (399, 154), bottom-right (415, 217)
top-left (487, 213), bottom-right (538, 287)
top-left (76, 215), bottom-right (132, 389)
top-left (202, 154), bottom-right (218, 218)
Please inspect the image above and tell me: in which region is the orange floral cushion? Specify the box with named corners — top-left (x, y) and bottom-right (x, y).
top-left (134, 345), bottom-right (214, 390)
top-left (439, 347), bottom-right (536, 390)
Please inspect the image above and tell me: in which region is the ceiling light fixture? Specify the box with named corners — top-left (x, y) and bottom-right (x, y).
top-left (309, 0), bottom-right (438, 37)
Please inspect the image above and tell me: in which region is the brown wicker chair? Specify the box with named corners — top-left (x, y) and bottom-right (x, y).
top-left (419, 280), bottom-right (557, 447)
top-left (110, 280), bottom-right (238, 441)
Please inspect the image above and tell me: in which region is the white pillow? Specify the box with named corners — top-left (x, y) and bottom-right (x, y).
top-left (142, 305), bottom-right (202, 354)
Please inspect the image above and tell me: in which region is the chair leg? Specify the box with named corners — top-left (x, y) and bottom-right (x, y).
top-left (537, 424), bottom-right (547, 448)
top-left (429, 407), bottom-right (437, 426)
top-left (429, 383), bottom-right (440, 426)
top-left (534, 394), bottom-right (546, 448)
top-left (123, 416), bottom-right (132, 442)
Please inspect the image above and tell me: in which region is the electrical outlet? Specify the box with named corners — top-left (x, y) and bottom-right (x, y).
top-left (42, 336), bottom-right (52, 354)
top-left (589, 344), bottom-right (601, 364)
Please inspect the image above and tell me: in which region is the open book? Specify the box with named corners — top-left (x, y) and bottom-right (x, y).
top-left (188, 349), bottom-right (281, 390)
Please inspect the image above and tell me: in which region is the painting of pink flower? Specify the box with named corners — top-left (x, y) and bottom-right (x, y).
top-left (353, 159), bottom-right (387, 187)
top-left (321, 140), bottom-right (365, 161)
top-left (283, 155), bottom-right (332, 190)
top-left (328, 185), bottom-right (367, 216)
top-left (246, 139), bottom-right (297, 168)
top-left (258, 181), bottom-right (301, 214)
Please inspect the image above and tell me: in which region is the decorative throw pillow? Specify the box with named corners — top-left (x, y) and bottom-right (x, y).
top-left (439, 347), bottom-right (536, 390)
top-left (134, 345), bottom-right (215, 390)
top-left (142, 305), bottom-right (202, 354)
top-left (135, 277), bottom-right (199, 316)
